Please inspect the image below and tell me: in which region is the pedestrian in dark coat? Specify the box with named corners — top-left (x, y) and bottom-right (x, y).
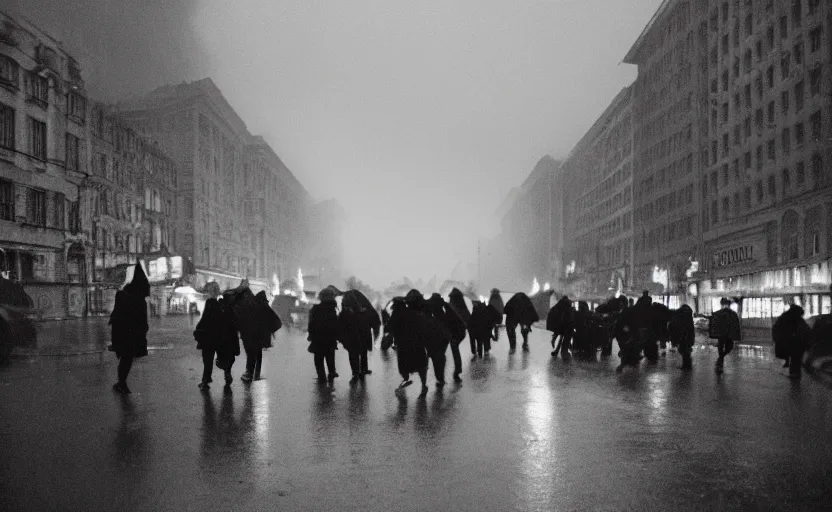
top-left (110, 263), bottom-right (150, 394)
top-left (504, 292), bottom-right (539, 351)
top-left (387, 295), bottom-right (429, 390)
top-left (308, 288), bottom-right (340, 383)
top-left (229, 289), bottom-right (280, 382)
top-left (669, 304), bottom-right (695, 370)
top-left (773, 304), bottom-right (811, 379)
top-left (427, 293), bottom-right (467, 382)
top-left (194, 282), bottom-right (240, 389)
top-left (448, 288), bottom-right (475, 356)
top-left (709, 298), bottom-right (741, 374)
top-left (339, 289), bottom-right (379, 382)
top-left (406, 290), bottom-right (452, 386)
top-left (643, 303), bottom-right (670, 362)
top-left (571, 301), bottom-right (593, 357)
top-left (547, 295), bottom-right (574, 359)
top-left (615, 299), bottom-right (650, 372)
top-left (488, 288), bottom-right (505, 341)
top-left (469, 301), bottom-right (494, 358)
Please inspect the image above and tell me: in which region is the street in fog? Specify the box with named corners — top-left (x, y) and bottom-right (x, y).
top-left (2, 317), bottom-right (832, 512)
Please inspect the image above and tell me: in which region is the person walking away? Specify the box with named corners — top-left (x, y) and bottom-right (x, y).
top-left (668, 304), bottom-right (695, 370)
top-left (407, 290), bottom-right (451, 387)
top-left (110, 263), bottom-right (150, 394)
top-left (469, 301), bottom-right (494, 358)
top-left (772, 304), bottom-right (811, 379)
top-left (193, 282), bottom-right (240, 388)
top-left (504, 292), bottom-right (539, 352)
top-left (236, 290), bottom-right (281, 382)
top-left (709, 298), bottom-right (741, 374)
top-left (308, 288), bottom-right (340, 383)
top-left (571, 301), bottom-right (593, 358)
top-left (547, 295), bottom-right (574, 359)
top-left (448, 288), bottom-right (475, 357)
top-left (488, 288), bottom-right (505, 341)
top-left (427, 293), bottom-right (467, 382)
top-left (615, 297), bottom-right (649, 372)
top-left (387, 296), bottom-right (429, 390)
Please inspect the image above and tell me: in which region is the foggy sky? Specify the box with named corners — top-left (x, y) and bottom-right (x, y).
top-left (11, 0), bottom-right (662, 289)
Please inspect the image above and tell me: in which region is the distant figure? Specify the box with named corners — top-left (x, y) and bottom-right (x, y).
top-left (488, 288), bottom-right (505, 341)
top-left (469, 300), bottom-right (494, 358)
top-left (708, 298), bottom-right (741, 374)
top-left (447, 288), bottom-right (475, 356)
top-left (193, 282), bottom-right (239, 389)
top-left (636, 290), bottom-right (652, 307)
top-left (668, 304), bottom-right (695, 370)
top-left (109, 264), bottom-right (150, 394)
top-left (547, 295), bottom-right (574, 359)
top-left (504, 292), bottom-right (539, 351)
top-left (772, 304), bottom-right (811, 379)
top-left (387, 295), bottom-right (429, 391)
top-left (307, 288), bottom-right (340, 383)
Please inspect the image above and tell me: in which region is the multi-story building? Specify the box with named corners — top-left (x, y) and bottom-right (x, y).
top-left (560, 87), bottom-right (635, 301)
top-left (624, 0), bottom-right (710, 308)
top-left (693, 0), bottom-right (832, 329)
top-left (0, 11), bottom-right (89, 318)
top-left (86, 102), bottom-right (180, 315)
top-left (116, 78), bottom-right (312, 293)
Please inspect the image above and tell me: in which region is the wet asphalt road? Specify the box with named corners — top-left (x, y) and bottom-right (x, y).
top-left (1, 317), bottom-right (832, 512)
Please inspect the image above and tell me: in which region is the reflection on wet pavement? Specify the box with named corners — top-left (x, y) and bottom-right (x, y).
top-left (1, 319), bottom-right (832, 511)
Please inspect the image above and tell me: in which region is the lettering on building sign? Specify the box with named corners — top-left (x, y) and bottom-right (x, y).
top-left (712, 245), bottom-right (754, 268)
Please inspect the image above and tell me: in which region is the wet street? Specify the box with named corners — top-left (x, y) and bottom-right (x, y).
top-left (2, 317), bottom-right (832, 511)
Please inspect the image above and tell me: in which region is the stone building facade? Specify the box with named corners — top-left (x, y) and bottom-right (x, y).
top-left (560, 87), bottom-right (635, 300)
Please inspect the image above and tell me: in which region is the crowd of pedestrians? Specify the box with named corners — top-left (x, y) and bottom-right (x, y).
top-left (107, 263), bottom-right (816, 394)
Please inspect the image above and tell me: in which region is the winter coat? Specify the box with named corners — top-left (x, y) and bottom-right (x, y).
top-left (447, 288), bottom-right (471, 326)
top-left (338, 306), bottom-right (374, 352)
top-left (488, 292), bottom-right (505, 317)
top-left (387, 302), bottom-right (429, 375)
top-left (110, 288), bottom-right (149, 359)
top-left (668, 305), bottom-right (695, 349)
top-left (307, 301), bottom-right (339, 354)
top-left (649, 303), bottom-right (671, 341)
top-left (772, 308), bottom-right (811, 359)
top-left (504, 293), bottom-right (540, 327)
top-left (194, 298), bottom-right (241, 357)
top-left (427, 294), bottom-right (467, 344)
top-left (709, 307), bottom-right (741, 340)
top-left (343, 290), bottom-right (381, 340)
top-left (469, 302), bottom-right (495, 341)
top-left (546, 297), bottom-right (574, 334)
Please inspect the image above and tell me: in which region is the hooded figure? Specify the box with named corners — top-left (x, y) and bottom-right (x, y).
top-left (504, 292), bottom-right (539, 351)
top-left (194, 282), bottom-right (240, 388)
top-left (668, 304), bottom-right (695, 369)
top-left (339, 289), bottom-right (381, 381)
top-left (307, 287), bottom-right (341, 383)
top-left (387, 292), bottom-right (429, 390)
top-left (643, 302), bottom-right (671, 363)
top-left (448, 287), bottom-right (476, 356)
top-left (709, 298), bottom-right (741, 374)
top-left (571, 301), bottom-right (594, 357)
top-left (469, 301), bottom-right (495, 358)
top-left (547, 296), bottom-right (574, 359)
top-left (772, 304), bottom-right (811, 378)
top-left (110, 263), bottom-right (150, 394)
top-left (405, 289), bottom-right (452, 386)
top-left (488, 289), bottom-right (505, 341)
top-left (427, 293), bottom-right (467, 382)
top-left (615, 295), bottom-right (652, 372)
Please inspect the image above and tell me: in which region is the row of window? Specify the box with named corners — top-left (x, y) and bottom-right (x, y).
top-left (0, 178), bottom-right (78, 230)
top-left (0, 55), bottom-right (86, 120)
top-left (577, 164), bottom-right (632, 211)
top-left (635, 215), bottom-right (697, 253)
top-left (635, 184), bottom-right (696, 224)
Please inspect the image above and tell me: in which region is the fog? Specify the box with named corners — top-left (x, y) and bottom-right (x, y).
top-left (11, 0), bottom-right (662, 289)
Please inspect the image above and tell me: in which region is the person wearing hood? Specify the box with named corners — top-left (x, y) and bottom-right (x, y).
top-left (615, 296), bottom-right (650, 372)
top-left (193, 282), bottom-right (240, 389)
top-left (448, 288), bottom-right (475, 356)
top-left (224, 286), bottom-right (281, 382)
top-left (387, 294), bottom-right (429, 390)
top-left (469, 300), bottom-right (495, 358)
top-left (708, 298), bottom-right (741, 374)
top-left (772, 304), bottom-right (811, 379)
top-left (406, 290), bottom-right (452, 386)
top-left (547, 295), bottom-right (574, 359)
top-left (339, 290), bottom-right (380, 382)
top-left (307, 287), bottom-right (340, 383)
top-left (571, 301), bottom-right (593, 357)
top-left (110, 263), bottom-right (150, 394)
top-left (504, 292), bottom-right (539, 351)
top-left (427, 293), bottom-right (467, 382)
top-left (668, 304), bottom-right (695, 370)
top-left (488, 288), bottom-right (505, 341)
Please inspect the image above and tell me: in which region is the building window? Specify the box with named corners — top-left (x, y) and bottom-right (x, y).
top-left (781, 90), bottom-right (789, 114)
top-left (810, 67), bottom-right (822, 96)
top-left (783, 168), bottom-right (791, 194)
top-left (722, 197), bottom-right (730, 221)
top-left (782, 52), bottom-right (791, 80)
top-left (792, 0), bottom-right (802, 28)
top-left (733, 192), bottom-right (740, 217)
top-left (809, 0), bottom-right (820, 15)
top-left (756, 146), bottom-right (763, 170)
top-left (712, 200), bottom-right (718, 225)
top-left (66, 92), bottom-right (86, 124)
top-left (767, 101), bottom-right (775, 125)
top-left (27, 188), bottom-right (46, 226)
top-left (53, 192), bottom-right (65, 229)
top-left (0, 103), bottom-right (13, 150)
top-left (767, 139), bottom-right (776, 160)
top-left (782, 128), bottom-right (791, 156)
top-left (811, 111), bottom-right (822, 141)
top-left (810, 27), bottom-right (822, 53)
top-left (767, 66), bottom-right (774, 89)
top-left (795, 81), bottom-right (804, 111)
top-left (794, 42), bottom-right (804, 65)
top-left (768, 175), bottom-right (777, 198)
top-left (744, 151), bottom-right (752, 169)
top-left (0, 179), bottom-right (13, 221)
top-left (783, 210), bottom-right (800, 261)
top-left (28, 118), bottom-right (46, 161)
top-left (757, 180), bottom-right (764, 203)
top-left (797, 161), bottom-right (805, 185)
top-left (796, 122), bottom-right (805, 147)
top-left (812, 154), bottom-right (824, 184)
top-left (780, 16), bottom-right (788, 39)
top-left (66, 133), bottom-right (80, 170)
top-left (24, 72), bottom-right (48, 108)
top-left (0, 55), bottom-right (19, 89)
top-left (744, 187), bottom-right (752, 209)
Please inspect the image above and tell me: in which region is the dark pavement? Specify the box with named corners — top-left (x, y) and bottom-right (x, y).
top-left (2, 317), bottom-right (832, 511)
